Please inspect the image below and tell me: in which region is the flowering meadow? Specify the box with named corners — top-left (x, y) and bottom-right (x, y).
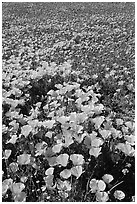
top-left (2, 2), bottom-right (135, 202)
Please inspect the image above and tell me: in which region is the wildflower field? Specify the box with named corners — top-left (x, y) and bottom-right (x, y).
top-left (2, 2), bottom-right (135, 202)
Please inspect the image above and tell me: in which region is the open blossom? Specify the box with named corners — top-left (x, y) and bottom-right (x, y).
top-left (114, 190), bottom-right (125, 200)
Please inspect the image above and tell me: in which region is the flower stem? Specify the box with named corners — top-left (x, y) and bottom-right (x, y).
top-left (108, 180), bottom-right (124, 193)
top-left (84, 160), bottom-right (98, 201)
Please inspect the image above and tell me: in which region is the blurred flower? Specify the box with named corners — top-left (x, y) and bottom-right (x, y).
top-left (114, 190), bottom-right (125, 200)
top-left (9, 162), bottom-right (19, 173)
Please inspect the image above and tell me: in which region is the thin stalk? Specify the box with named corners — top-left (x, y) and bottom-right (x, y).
top-left (108, 180), bottom-right (124, 193)
top-left (84, 160), bottom-right (98, 201)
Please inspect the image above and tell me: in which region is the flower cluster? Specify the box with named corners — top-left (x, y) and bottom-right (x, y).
top-left (2, 2), bottom-right (134, 202)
